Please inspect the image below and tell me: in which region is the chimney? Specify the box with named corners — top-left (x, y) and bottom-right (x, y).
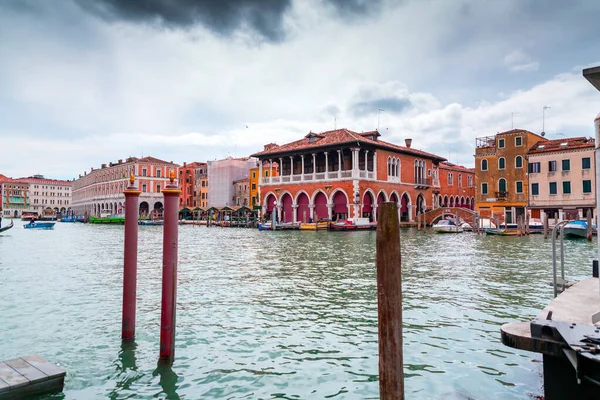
top-left (264, 143), bottom-right (279, 151)
top-left (405, 138), bottom-right (412, 148)
top-left (118, 159), bottom-right (123, 164)
top-left (184, 162), bottom-right (187, 167)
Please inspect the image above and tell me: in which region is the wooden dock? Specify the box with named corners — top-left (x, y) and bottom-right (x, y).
top-left (0, 355), bottom-right (65, 399)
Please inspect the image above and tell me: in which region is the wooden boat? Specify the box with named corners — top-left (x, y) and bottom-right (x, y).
top-left (299, 221), bottom-right (330, 231)
top-left (433, 219), bottom-right (463, 233)
top-left (23, 221), bottom-right (55, 230)
top-left (0, 220), bottom-right (14, 233)
top-left (20, 213), bottom-right (38, 221)
top-left (484, 228), bottom-right (518, 236)
top-left (330, 220), bottom-right (358, 231)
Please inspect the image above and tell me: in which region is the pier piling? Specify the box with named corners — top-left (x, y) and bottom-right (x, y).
top-left (122, 174), bottom-right (141, 340)
top-left (587, 209), bottom-right (592, 241)
top-left (544, 214), bottom-right (549, 239)
top-left (376, 202), bottom-right (404, 400)
top-left (159, 171), bottom-right (181, 364)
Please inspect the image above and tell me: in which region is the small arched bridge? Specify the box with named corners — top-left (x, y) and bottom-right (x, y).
top-left (422, 207), bottom-right (478, 226)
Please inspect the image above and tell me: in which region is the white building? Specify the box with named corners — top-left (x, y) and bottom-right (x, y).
top-left (72, 157), bottom-right (179, 217)
top-left (207, 157), bottom-right (257, 207)
top-left (17, 175), bottom-right (73, 217)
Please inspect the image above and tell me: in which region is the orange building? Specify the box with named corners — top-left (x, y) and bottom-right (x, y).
top-left (438, 162), bottom-right (475, 209)
top-left (249, 161), bottom-right (279, 209)
top-left (251, 128), bottom-right (448, 223)
top-left (474, 129), bottom-right (546, 222)
top-left (178, 161), bottom-right (207, 208)
top-left (1, 174), bottom-right (29, 218)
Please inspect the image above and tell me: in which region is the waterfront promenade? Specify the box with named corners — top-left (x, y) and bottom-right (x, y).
top-left (1, 224), bottom-right (596, 398)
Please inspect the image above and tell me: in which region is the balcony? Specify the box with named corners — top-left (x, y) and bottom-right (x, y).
top-left (414, 178), bottom-right (431, 189)
top-left (496, 191), bottom-right (508, 200)
top-left (261, 169), bottom-right (375, 185)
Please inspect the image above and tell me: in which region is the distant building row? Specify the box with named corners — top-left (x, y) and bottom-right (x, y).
top-left (475, 129), bottom-right (595, 222)
top-left (0, 174), bottom-right (73, 218)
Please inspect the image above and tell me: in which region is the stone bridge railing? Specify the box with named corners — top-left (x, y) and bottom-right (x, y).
top-left (422, 207), bottom-right (477, 226)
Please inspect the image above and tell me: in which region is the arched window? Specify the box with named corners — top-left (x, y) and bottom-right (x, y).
top-left (498, 178), bottom-right (507, 192)
top-left (481, 159), bottom-right (488, 171)
top-left (515, 156), bottom-right (523, 169)
top-left (498, 157), bottom-right (506, 170)
top-left (458, 174), bottom-right (463, 187)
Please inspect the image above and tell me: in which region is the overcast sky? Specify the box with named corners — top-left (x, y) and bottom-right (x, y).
top-left (1, 0), bottom-right (599, 179)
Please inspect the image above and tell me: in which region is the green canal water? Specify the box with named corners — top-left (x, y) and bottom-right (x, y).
top-left (0, 223), bottom-right (597, 399)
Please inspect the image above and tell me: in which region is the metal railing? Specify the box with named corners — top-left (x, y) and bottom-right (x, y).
top-left (551, 220), bottom-right (575, 298)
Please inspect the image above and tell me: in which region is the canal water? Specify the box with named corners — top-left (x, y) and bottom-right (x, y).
top-left (0, 223), bottom-right (597, 399)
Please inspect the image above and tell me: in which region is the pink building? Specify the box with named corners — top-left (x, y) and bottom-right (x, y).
top-left (527, 137), bottom-right (596, 220)
top-left (72, 156), bottom-right (179, 217)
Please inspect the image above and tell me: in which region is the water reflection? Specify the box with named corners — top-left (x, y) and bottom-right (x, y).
top-left (108, 340), bottom-right (141, 399)
top-left (153, 363), bottom-right (180, 400)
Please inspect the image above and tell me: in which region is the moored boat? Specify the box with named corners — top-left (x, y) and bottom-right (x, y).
top-left (299, 221), bottom-right (329, 231)
top-left (89, 210), bottom-right (125, 224)
top-left (258, 222), bottom-right (272, 231)
top-left (0, 220), bottom-right (14, 233)
top-left (433, 219), bottom-right (463, 233)
top-left (484, 228), bottom-right (518, 236)
top-left (23, 221), bottom-right (55, 230)
top-left (563, 220), bottom-right (593, 238)
top-left (276, 222), bottom-right (301, 230)
top-left (139, 220), bottom-right (163, 226)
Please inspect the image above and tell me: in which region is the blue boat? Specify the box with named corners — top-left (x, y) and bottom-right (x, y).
top-left (139, 220), bottom-right (163, 226)
top-left (23, 222), bottom-right (55, 230)
top-left (258, 222), bottom-right (272, 231)
top-left (563, 220), bottom-right (596, 238)
top-left (60, 217), bottom-right (75, 223)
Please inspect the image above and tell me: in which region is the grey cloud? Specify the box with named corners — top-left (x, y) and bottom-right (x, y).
top-left (350, 97), bottom-right (412, 117)
top-left (74, 0), bottom-right (293, 42)
top-left (325, 0), bottom-right (385, 18)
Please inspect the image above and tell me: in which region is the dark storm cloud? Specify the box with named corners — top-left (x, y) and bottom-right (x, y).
top-left (325, 0), bottom-right (385, 18)
top-left (350, 97), bottom-right (412, 117)
top-left (74, 0), bottom-right (293, 42)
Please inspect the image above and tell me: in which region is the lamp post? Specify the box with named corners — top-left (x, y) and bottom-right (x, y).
top-left (272, 200), bottom-right (278, 230)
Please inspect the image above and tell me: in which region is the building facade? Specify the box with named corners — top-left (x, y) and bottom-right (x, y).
top-left (527, 137), bottom-right (596, 220)
top-left (17, 175), bottom-right (73, 218)
top-left (438, 162), bottom-right (476, 209)
top-left (474, 129), bottom-right (546, 223)
top-left (207, 157), bottom-right (257, 207)
top-left (72, 156), bottom-right (179, 217)
top-left (249, 161), bottom-right (279, 209)
top-left (178, 162), bottom-right (207, 209)
top-left (233, 177), bottom-right (250, 206)
top-left (251, 128), bottom-right (448, 223)
top-left (0, 174), bottom-right (29, 218)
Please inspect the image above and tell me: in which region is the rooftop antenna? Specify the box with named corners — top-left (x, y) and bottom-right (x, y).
top-left (377, 108), bottom-right (385, 131)
top-left (542, 105), bottom-right (551, 136)
top-left (334, 115), bottom-right (337, 130)
top-left (511, 112), bottom-right (519, 130)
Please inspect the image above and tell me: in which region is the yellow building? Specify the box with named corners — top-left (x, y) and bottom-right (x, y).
top-left (474, 129), bottom-right (546, 223)
top-left (249, 162), bottom-right (278, 211)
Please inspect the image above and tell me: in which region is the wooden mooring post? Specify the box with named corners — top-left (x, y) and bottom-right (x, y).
top-left (587, 208), bottom-right (593, 241)
top-left (122, 174), bottom-right (140, 340)
top-left (417, 212), bottom-right (422, 231)
top-left (159, 171), bottom-right (181, 364)
top-left (544, 213), bottom-right (549, 239)
top-left (376, 202), bottom-right (404, 399)
top-left (517, 216), bottom-right (522, 237)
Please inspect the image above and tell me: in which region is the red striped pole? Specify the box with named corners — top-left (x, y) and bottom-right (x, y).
top-left (159, 171), bottom-right (181, 363)
top-left (122, 174), bottom-right (141, 340)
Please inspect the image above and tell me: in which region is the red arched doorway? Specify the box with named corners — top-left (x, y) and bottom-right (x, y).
top-left (296, 192), bottom-right (310, 223)
top-left (363, 191), bottom-right (374, 220)
top-left (400, 193), bottom-right (410, 222)
top-left (281, 193), bottom-right (293, 223)
top-left (332, 191), bottom-right (348, 220)
top-left (313, 191), bottom-right (328, 221)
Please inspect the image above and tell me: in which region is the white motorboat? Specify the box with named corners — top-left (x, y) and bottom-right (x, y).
top-left (432, 219), bottom-right (463, 233)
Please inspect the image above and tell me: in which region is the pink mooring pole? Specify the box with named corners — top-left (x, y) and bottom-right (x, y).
top-left (159, 171), bottom-right (181, 363)
top-left (122, 174), bottom-right (141, 340)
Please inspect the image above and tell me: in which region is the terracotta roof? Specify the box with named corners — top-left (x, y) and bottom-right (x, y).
top-left (16, 177), bottom-right (73, 185)
top-left (528, 137), bottom-right (595, 154)
top-left (251, 128), bottom-right (446, 161)
top-left (439, 162), bottom-right (475, 173)
top-left (0, 174), bottom-right (14, 183)
top-left (137, 156), bottom-right (179, 165)
top-left (233, 177), bottom-right (250, 183)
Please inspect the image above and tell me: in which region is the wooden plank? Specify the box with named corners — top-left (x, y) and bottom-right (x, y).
top-left (0, 363), bottom-right (28, 389)
top-left (20, 355), bottom-right (65, 378)
top-left (4, 358), bottom-right (47, 383)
